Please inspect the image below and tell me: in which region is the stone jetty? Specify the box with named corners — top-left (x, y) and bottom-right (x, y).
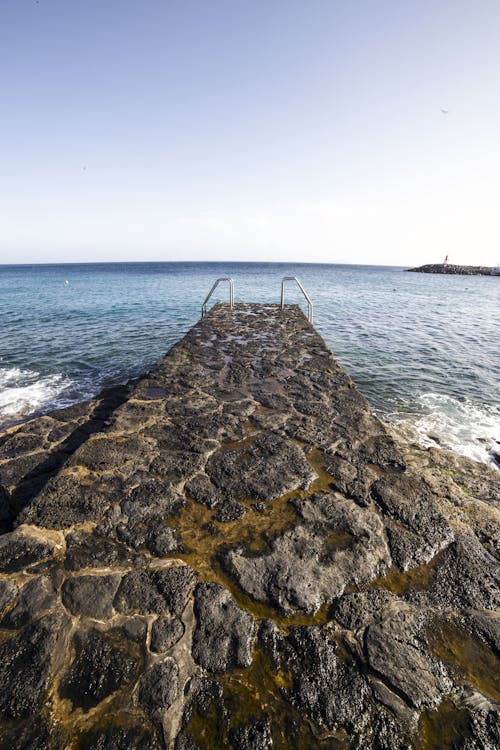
top-left (407, 263), bottom-right (499, 276)
top-left (0, 303), bottom-right (499, 749)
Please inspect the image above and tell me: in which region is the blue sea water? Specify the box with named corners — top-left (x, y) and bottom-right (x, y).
top-left (0, 262), bottom-right (499, 465)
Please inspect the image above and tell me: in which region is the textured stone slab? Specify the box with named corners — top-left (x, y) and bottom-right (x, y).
top-left (0, 303), bottom-right (498, 750)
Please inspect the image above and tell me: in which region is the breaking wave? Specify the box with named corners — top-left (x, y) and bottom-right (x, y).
top-left (387, 392), bottom-right (500, 467)
top-left (0, 367), bottom-right (72, 423)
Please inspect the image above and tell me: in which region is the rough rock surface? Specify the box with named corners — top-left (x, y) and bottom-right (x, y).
top-left (0, 303), bottom-right (498, 749)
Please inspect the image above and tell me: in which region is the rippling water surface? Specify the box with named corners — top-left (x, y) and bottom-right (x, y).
top-left (0, 262), bottom-right (498, 464)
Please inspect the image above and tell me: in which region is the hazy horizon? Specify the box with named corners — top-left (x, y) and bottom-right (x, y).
top-left (1, 1), bottom-right (499, 267)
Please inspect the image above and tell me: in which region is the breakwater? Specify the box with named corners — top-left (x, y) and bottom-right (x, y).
top-left (407, 263), bottom-right (499, 276)
top-left (0, 303), bottom-right (499, 749)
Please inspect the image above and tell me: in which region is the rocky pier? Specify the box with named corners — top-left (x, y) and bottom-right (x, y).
top-left (407, 263), bottom-right (499, 276)
top-left (0, 303), bottom-right (499, 749)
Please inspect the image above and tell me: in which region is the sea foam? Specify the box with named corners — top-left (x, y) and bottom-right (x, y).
top-left (388, 392), bottom-right (500, 467)
top-left (0, 367), bottom-right (71, 422)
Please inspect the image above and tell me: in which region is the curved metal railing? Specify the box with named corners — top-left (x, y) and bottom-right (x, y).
top-left (201, 277), bottom-right (234, 317)
top-left (280, 276), bottom-right (313, 323)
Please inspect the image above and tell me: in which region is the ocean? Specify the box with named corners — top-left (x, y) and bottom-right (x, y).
top-left (0, 262), bottom-right (498, 465)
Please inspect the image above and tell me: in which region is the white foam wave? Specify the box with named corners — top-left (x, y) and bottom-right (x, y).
top-left (387, 392), bottom-right (500, 467)
top-left (0, 367), bottom-right (72, 421)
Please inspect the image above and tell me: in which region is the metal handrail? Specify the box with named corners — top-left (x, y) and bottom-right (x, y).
top-left (280, 276), bottom-right (313, 323)
top-left (201, 277), bottom-right (234, 317)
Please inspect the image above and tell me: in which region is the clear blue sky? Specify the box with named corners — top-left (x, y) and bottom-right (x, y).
top-left (1, 0), bottom-right (499, 265)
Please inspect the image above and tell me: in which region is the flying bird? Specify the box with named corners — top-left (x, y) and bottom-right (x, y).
top-left (440, 108), bottom-right (449, 114)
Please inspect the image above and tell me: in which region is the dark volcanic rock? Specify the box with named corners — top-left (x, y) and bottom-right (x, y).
top-left (61, 574), bottom-right (121, 619)
top-left (1, 575), bottom-right (57, 629)
top-left (0, 578), bottom-right (18, 613)
top-left (365, 602), bottom-right (449, 708)
top-left (0, 303), bottom-right (499, 749)
top-left (64, 530), bottom-right (141, 570)
top-left (407, 263), bottom-right (498, 276)
top-left (59, 629), bottom-right (137, 711)
top-left (229, 718), bottom-right (273, 750)
top-left (332, 589), bottom-right (397, 631)
top-left (205, 431), bottom-right (316, 502)
top-left (227, 494), bottom-right (390, 614)
top-left (192, 582), bottom-right (255, 672)
top-left (18, 474), bottom-right (110, 529)
top-left (0, 612), bottom-right (67, 719)
top-left (185, 473), bottom-right (220, 508)
top-left (372, 475), bottom-right (453, 569)
top-left (150, 616), bottom-right (185, 652)
top-left (121, 616), bottom-right (148, 643)
top-left (0, 529), bottom-right (57, 573)
top-left (81, 726), bottom-right (163, 750)
top-left (286, 627), bottom-right (369, 732)
top-left (426, 534), bottom-right (500, 611)
top-left (138, 658), bottom-right (179, 713)
top-left (113, 565), bottom-right (196, 616)
top-left (213, 499), bottom-right (245, 522)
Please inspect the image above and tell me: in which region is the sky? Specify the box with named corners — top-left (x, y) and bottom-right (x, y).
top-left (1, 0), bottom-right (499, 266)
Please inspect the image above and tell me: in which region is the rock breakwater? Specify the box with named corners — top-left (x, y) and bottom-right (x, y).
top-left (407, 263), bottom-right (499, 276)
top-left (0, 303), bottom-right (498, 749)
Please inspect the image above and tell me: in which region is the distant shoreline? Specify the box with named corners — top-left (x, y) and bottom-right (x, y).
top-left (407, 263), bottom-right (499, 276)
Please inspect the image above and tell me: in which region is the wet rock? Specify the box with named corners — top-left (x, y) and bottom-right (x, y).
top-left (59, 629), bottom-right (137, 711)
top-left (192, 582), bottom-right (255, 672)
top-left (81, 725), bottom-right (163, 750)
top-left (206, 432), bottom-right (316, 502)
top-left (121, 616), bottom-right (148, 643)
top-left (332, 589), bottom-right (396, 631)
top-left (138, 658), bottom-right (179, 713)
top-left (258, 618), bottom-right (293, 671)
top-left (227, 494), bottom-right (390, 614)
top-left (64, 530), bottom-right (141, 570)
top-left (286, 627), bottom-right (369, 733)
top-left (150, 616), bottom-right (185, 652)
top-left (426, 535), bottom-right (500, 611)
top-left (185, 473), bottom-right (220, 509)
top-left (0, 578), bottom-right (18, 613)
top-left (114, 565), bottom-right (196, 616)
top-left (115, 517), bottom-right (181, 555)
top-left (146, 525), bottom-right (182, 556)
top-left (0, 529), bottom-right (57, 573)
top-left (372, 475), bottom-right (453, 569)
top-left (0, 611), bottom-right (68, 719)
top-left (355, 710), bottom-right (413, 750)
top-left (466, 610), bottom-right (500, 656)
top-left (366, 602), bottom-right (449, 709)
top-left (61, 574), bottom-right (121, 619)
top-left (229, 717), bottom-right (273, 750)
top-left (175, 675), bottom-right (228, 749)
top-left (0, 483), bottom-right (12, 525)
top-left (2, 576), bottom-right (57, 629)
top-left (18, 474), bottom-right (110, 529)
top-left (214, 500), bottom-right (245, 522)
top-left (0, 718), bottom-right (66, 750)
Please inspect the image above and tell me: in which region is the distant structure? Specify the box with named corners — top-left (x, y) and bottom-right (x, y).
top-left (443, 254), bottom-right (449, 265)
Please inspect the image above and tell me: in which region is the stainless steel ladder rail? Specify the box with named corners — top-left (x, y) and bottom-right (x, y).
top-left (201, 277), bottom-right (234, 317)
top-left (281, 276), bottom-right (313, 323)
